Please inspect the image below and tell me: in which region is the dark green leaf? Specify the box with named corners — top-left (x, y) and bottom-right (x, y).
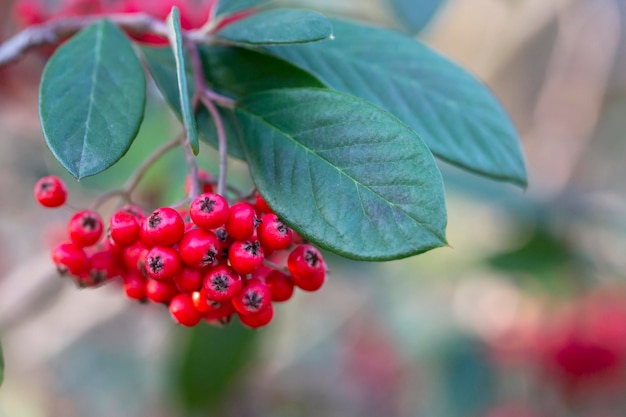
top-left (215, 9), bottom-right (333, 45)
top-left (141, 46), bottom-right (194, 118)
top-left (216, 0), bottom-right (271, 16)
top-left (198, 45), bottom-right (324, 97)
top-left (268, 19), bottom-right (527, 187)
top-left (166, 7), bottom-right (199, 154)
top-left (39, 20), bottom-right (146, 179)
top-left (170, 322), bottom-right (257, 412)
top-left (391, 0), bottom-right (447, 33)
top-left (236, 88), bottom-right (447, 260)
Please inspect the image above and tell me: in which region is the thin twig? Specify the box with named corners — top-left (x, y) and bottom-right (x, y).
top-left (201, 93), bottom-right (228, 197)
top-left (182, 135), bottom-right (200, 200)
top-left (90, 135), bottom-right (182, 210)
top-left (204, 89), bottom-right (235, 109)
top-left (0, 13), bottom-right (168, 67)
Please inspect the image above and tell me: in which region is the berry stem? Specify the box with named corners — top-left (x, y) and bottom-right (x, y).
top-left (182, 134), bottom-right (201, 200)
top-left (90, 135), bottom-right (182, 210)
top-left (201, 92), bottom-right (228, 198)
top-left (263, 260), bottom-right (290, 274)
top-left (0, 13), bottom-right (168, 68)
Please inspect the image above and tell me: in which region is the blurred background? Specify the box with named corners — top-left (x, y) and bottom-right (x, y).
top-left (2, 0), bottom-right (626, 416)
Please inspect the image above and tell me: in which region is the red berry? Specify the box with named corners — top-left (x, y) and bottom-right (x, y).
top-left (139, 218), bottom-right (155, 247)
top-left (109, 210), bottom-right (140, 247)
top-left (178, 228), bottom-right (220, 268)
top-left (52, 242), bottom-right (88, 275)
top-left (203, 300), bottom-right (236, 323)
top-left (34, 175), bottom-right (67, 208)
top-left (292, 269), bottom-right (325, 292)
top-left (258, 213), bottom-right (293, 251)
top-left (68, 210), bottom-right (103, 247)
top-left (254, 191), bottom-right (272, 214)
top-left (123, 242), bottom-right (149, 274)
top-left (144, 207), bottom-right (184, 246)
top-left (229, 240), bottom-right (264, 274)
top-left (83, 250), bottom-right (118, 286)
top-left (174, 267), bottom-right (204, 293)
top-left (189, 193), bottom-right (229, 229)
top-left (203, 264), bottom-right (242, 302)
top-left (191, 289), bottom-right (216, 314)
top-left (287, 244), bottom-right (325, 280)
top-left (123, 271), bottom-right (147, 301)
top-left (184, 170), bottom-right (214, 195)
top-left (169, 293), bottom-right (202, 327)
top-left (119, 204), bottom-right (145, 220)
top-left (145, 246), bottom-right (183, 281)
top-left (232, 279), bottom-right (272, 316)
top-left (239, 303), bottom-right (274, 329)
top-left (145, 279), bottom-right (178, 303)
top-left (225, 202), bottom-right (257, 240)
top-left (265, 270), bottom-right (294, 302)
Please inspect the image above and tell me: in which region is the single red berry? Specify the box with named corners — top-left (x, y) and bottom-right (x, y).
top-left (144, 207), bottom-right (184, 246)
top-left (68, 210), bottom-right (103, 247)
top-left (258, 213), bottom-right (293, 251)
top-left (192, 289), bottom-right (216, 314)
top-left (178, 228), bottom-right (220, 268)
top-left (229, 240), bottom-right (264, 275)
top-left (292, 269), bottom-right (325, 292)
top-left (145, 279), bottom-right (178, 304)
top-left (254, 191), bottom-right (272, 214)
top-left (184, 170), bottom-right (214, 195)
top-left (169, 293), bottom-right (202, 327)
top-left (123, 242), bottom-right (149, 275)
top-left (145, 246), bottom-right (183, 281)
top-left (34, 175), bottom-right (67, 208)
top-left (139, 217), bottom-right (155, 247)
top-left (225, 202), bottom-right (257, 240)
top-left (109, 210), bottom-right (140, 247)
top-left (52, 242), bottom-right (88, 275)
top-left (204, 301), bottom-right (236, 323)
top-left (239, 303), bottom-right (274, 329)
top-left (251, 265), bottom-right (273, 281)
top-left (83, 250), bottom-right (118, 286)
top-left (102, 238), bottom-right (124, 264)
top-left (189, 193), bottom-right (229, 229)
top-left (265, 270), bottom-right (295, 302)
top-left (123, 271), bottom-right (147, 301)
top-left (174, 267), bottom-right (204, 293)
top-left (232, 279), bottom-right (272, 316)
top-left (287, 244), bottom-right (325, 280)
top-left (203, 264), bottom-right (242, 302)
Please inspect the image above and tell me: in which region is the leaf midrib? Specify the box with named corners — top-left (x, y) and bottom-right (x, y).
top-left (79, 22), bottom-right (104, 178)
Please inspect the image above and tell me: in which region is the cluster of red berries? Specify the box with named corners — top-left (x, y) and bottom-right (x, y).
top-left (34, 174), bottom-right (327, 329)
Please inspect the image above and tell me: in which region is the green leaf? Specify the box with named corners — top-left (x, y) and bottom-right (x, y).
top-left (236, 88), bottom-right (447, 260)
top-left (268, 19), bottom-right (527, 187)
top-left (166, 7), bottom-right (199, 154)
top-left (391, 0), bottom-right (447, 33)
top-left (198, 45), bottom-right (325, 97)
top-left (141, 46), bottom-right (194, 118)
top-left (215, 9), bottom-right (333, 45)
top-left (170, 322), bottom-right (257, 412)
top-left (39, 20), bottom-right (146, 179)
top-left (216, 0), bottom-right (271, 15)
